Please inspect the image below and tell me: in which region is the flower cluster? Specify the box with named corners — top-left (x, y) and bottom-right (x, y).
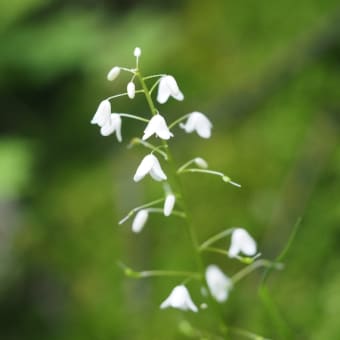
top-left (91, 48), bottom-right (269, 318)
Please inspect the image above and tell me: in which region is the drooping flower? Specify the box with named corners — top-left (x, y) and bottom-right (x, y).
top-left (127, 81), bottom-right (135, 99)
top-left (180, 112), bottom-right (212, 139)
top-left (160, 285), bottom-right (198, 312)
top-left (91, 100), bottom-right (111, 127)
top-left (107, 67), bottom-right (121, 81)
top-left (142, 114), bottom-right (173, 140)
top-left (100, 114), bottom-right (122, 141)
top-left (133, 154), bottom-right (167, 182)
top-left (132, 210), bottom-right (148, 233)
top-left (228, 228), bottom-right (257, 258)
top-left (205, 265), bottom-right (232, 303)
top-left (164, 194), bottom-right (175, 216)
top-left (157, 75), bottom-right (184, 104)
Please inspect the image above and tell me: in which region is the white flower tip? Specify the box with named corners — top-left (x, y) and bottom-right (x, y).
top-left (91, 100), bottom-right (111, 126)
top-left (127, 82), bottom-right (136, 99)
top-left (132, 210), bottom-right (148, 233)
top-left (194, 157), bottom-right (208, 169)
top-left (228, 228), bottom-right (257, 258)
top-left (164, 194), bottom-right (175, 216)
top-left (107, 66), bottom-right (121, 81)
top-left (134, 47), bottom-right (142, 57)
top-left (160, 285), bottom-right (198, 312)
top-left (205, 265), bottom-right (232, 303)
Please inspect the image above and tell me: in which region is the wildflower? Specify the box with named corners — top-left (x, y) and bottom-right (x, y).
top-left (228, 228), bottom-right (257, 258)
top-left (205, 265), bottom-right (232, 302)
top-left (134, 47), bottom-right (142, 57)
top-left (132, 210), bottom-right (148, 233)
top-left (99, 114), bottom-right (122, 141)
top-left (157, 75), bottom-right (184, 104)
top-left (127, 81), bottom-right (135, 99)
top-left (160, 285), bottom-right (198, 312)
top-left (164, 194), bottom-right (175, 216)
top-left (180, 112), bottom-right (212, 139)
top-left (91, 100), bottom-right (111, 127)
top-left (142, 114), bottom-right (173, 140)
top-left (107, 66), bottom-right (121, 81)
top-left (133, 154), bottom-right (167, 182)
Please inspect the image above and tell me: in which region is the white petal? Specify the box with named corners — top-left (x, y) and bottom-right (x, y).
top-left (107, 66), bottom-right (121, 81)
top-left (229, 228), bottom-right (257, 258)
top-left (142, 114), bottom-right (173, 141)
top-left (133, 154), bottom-right (156, 182)
top-left (160, 285), bottom-right (198, 312)
top-left (149, 156), bottom-right (167, 181)
top-left (127, 82), bottom-right (135, 99)
top-left (180, 114), bottom-right (198, 133)
top-left (205, 265), bottom-right (232, 303)
top-left (132, 210), bottom-right (148, 233)
top-left (100, 120), bottom-right (115, 136)
top-left (157, 77), bottom-right (171, 104)
top-left (91, 100), bottom-right (111, 127)
top-left (164, 194), bottom-right (175, 216)
top-left (111, 114), bottom-right (122, 142)
top-left (134, 47), bottom-right (142, 57)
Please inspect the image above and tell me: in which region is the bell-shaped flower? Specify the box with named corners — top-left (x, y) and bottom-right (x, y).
top-left (142, 114), bottom-right (173, 140)
top-left (133, 154), bottom-right (167, 182)
top-left (99, 114), bottom-right (122, 142)
top-left (157, 75), bottom-right (184, 104)
top-left (107, 66), bottom-right (121, 81)
top-left (228, 228), bottom-right (257, 258)
top-left (164, 194), bottom-right (175, 216)
top-left (91, 100), bottom-right (111, 127)
top-left (160, 285), bottom-right (198, 312)
top-left (205, 265), bottom-right (232, 302)
top-left (132, 209), bottom-right (148, 233)
top-left (180, 112), bottom-right (212, 139)
top-left (127, 81), bottom-right (135, 99)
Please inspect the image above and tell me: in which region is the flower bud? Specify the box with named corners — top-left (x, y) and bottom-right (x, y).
top-left (164, 194), bottom-right (175, 216)
top-left (134, 47), bottom-right (142, 57)
top-left (127, 81), bottom-right (136, 99)
top-left (132, 210), bottom-right (148, 233)
top-left (107, 66), bottom-right (121, 81)
top-left (194, 157), bottom-right (208, 169)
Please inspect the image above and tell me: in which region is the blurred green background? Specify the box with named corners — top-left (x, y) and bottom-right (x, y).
top-left (1, 0), bottom-right (340, 339)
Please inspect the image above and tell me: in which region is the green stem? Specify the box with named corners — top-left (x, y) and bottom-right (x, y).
top-left (106, 89), bottom-right (144, 101)
top-left (169, 113), bottom-right (191, 129)
top-left (136, 71), bottom-right (157, 115)
top-left (199, 228), bottom-right (234, 250)
top-left (119, 113), bottom-right (149, 123)
top-left (229, 327), bottom-right (271, 340)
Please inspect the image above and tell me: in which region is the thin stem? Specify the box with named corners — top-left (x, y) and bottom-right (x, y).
top-left (136, 71), bottom-right (157, 115)
top-left (169, 113), bottom-right (191, 129)
top-left (177, 159), bottom-right (198, 173)
top-left (149, 77), bottom-right (162, 95)
top-left (119, 198), bottom-right (165, 224)
top-left (119, 113), bottom-right (149, 123)
top-left (143, 74), bottom-right (165, 80)
top-left (231, 260), bottom-right (284, 285)
top-left (106, 89), bottom-right (144, 101)
top-left (128, 138), bottom-right (168, 160)
top-left (199, 228), bottom-right (234, 250)
top-left (146, 207), bottom-right (186, 218)
top-left (229, 327), bottom-right (271, 340)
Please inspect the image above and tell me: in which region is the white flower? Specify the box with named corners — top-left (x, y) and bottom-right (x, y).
top-left (134, 47), bottom-right (142, 57)
top-left (205, 265), bottom-right (232, 302)
top-left (107, 66), bottom-right (121, 81)
top-left (194, 157), bottom-right (208, 169)
top-left (91, 100), bottom-right (111, 127)
top-left (132, 210), bottom-right (148, 233)
top-left (157, 75), bottom-right (184, 104)
top-left (228, 228), bottom-right (257, 258)
top-left (142, 114), bottom-right (173, 140)
top-left (164, 194), bottom-right (175, 216)
top-left (160, 285), bottom-right (198, 312)
top-left (133, 154), bottom-right (167, 182)
top-left (100, 114), bottom-right (122, 141)
top-left (127, 81), bottom-right (135, 99)
top-left (180, 112), bottom-right (212, 139)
